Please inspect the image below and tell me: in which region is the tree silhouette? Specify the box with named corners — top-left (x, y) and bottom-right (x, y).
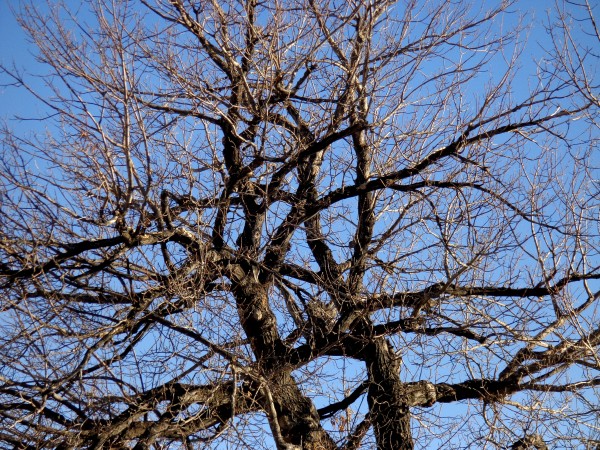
top-left (1, 0), bottom-right (599, 449)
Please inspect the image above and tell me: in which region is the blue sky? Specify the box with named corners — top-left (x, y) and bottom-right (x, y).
top-left (0, 1), bottom-right (573, 124)
top-left (0, 1), bottom-right (60, 129)
top-left (1, 0), bottom-right (36, 121)
top-left (1, 1), bottom-right (598, 448)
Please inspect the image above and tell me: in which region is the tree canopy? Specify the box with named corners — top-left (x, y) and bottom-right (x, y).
top-left (1, 0), bottom-right (599, 449)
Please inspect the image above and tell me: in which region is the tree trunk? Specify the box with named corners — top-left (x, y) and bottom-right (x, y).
top-left (366, 338), bottom-right (413, 450)
top-left (232, 273), bottom-right (336, 449)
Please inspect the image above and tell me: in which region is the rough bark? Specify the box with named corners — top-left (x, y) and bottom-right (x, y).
top-left (1, 0), bottom-right (599, 449)
top-left (231, 271), bottom-right (336, 449)
top-left (365, 338), bottom-right (413, 450)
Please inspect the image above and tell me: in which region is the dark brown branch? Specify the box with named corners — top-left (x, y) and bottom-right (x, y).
top-left (371, 319), bottom-right (488, 344)
top-left (318, 381), bottom-right (369, 419)
top-left (511, 434), bottom-right (549, 450)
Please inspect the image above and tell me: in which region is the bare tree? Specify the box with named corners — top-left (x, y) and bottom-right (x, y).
top-left (1, 0), bottom-right (599, 449)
